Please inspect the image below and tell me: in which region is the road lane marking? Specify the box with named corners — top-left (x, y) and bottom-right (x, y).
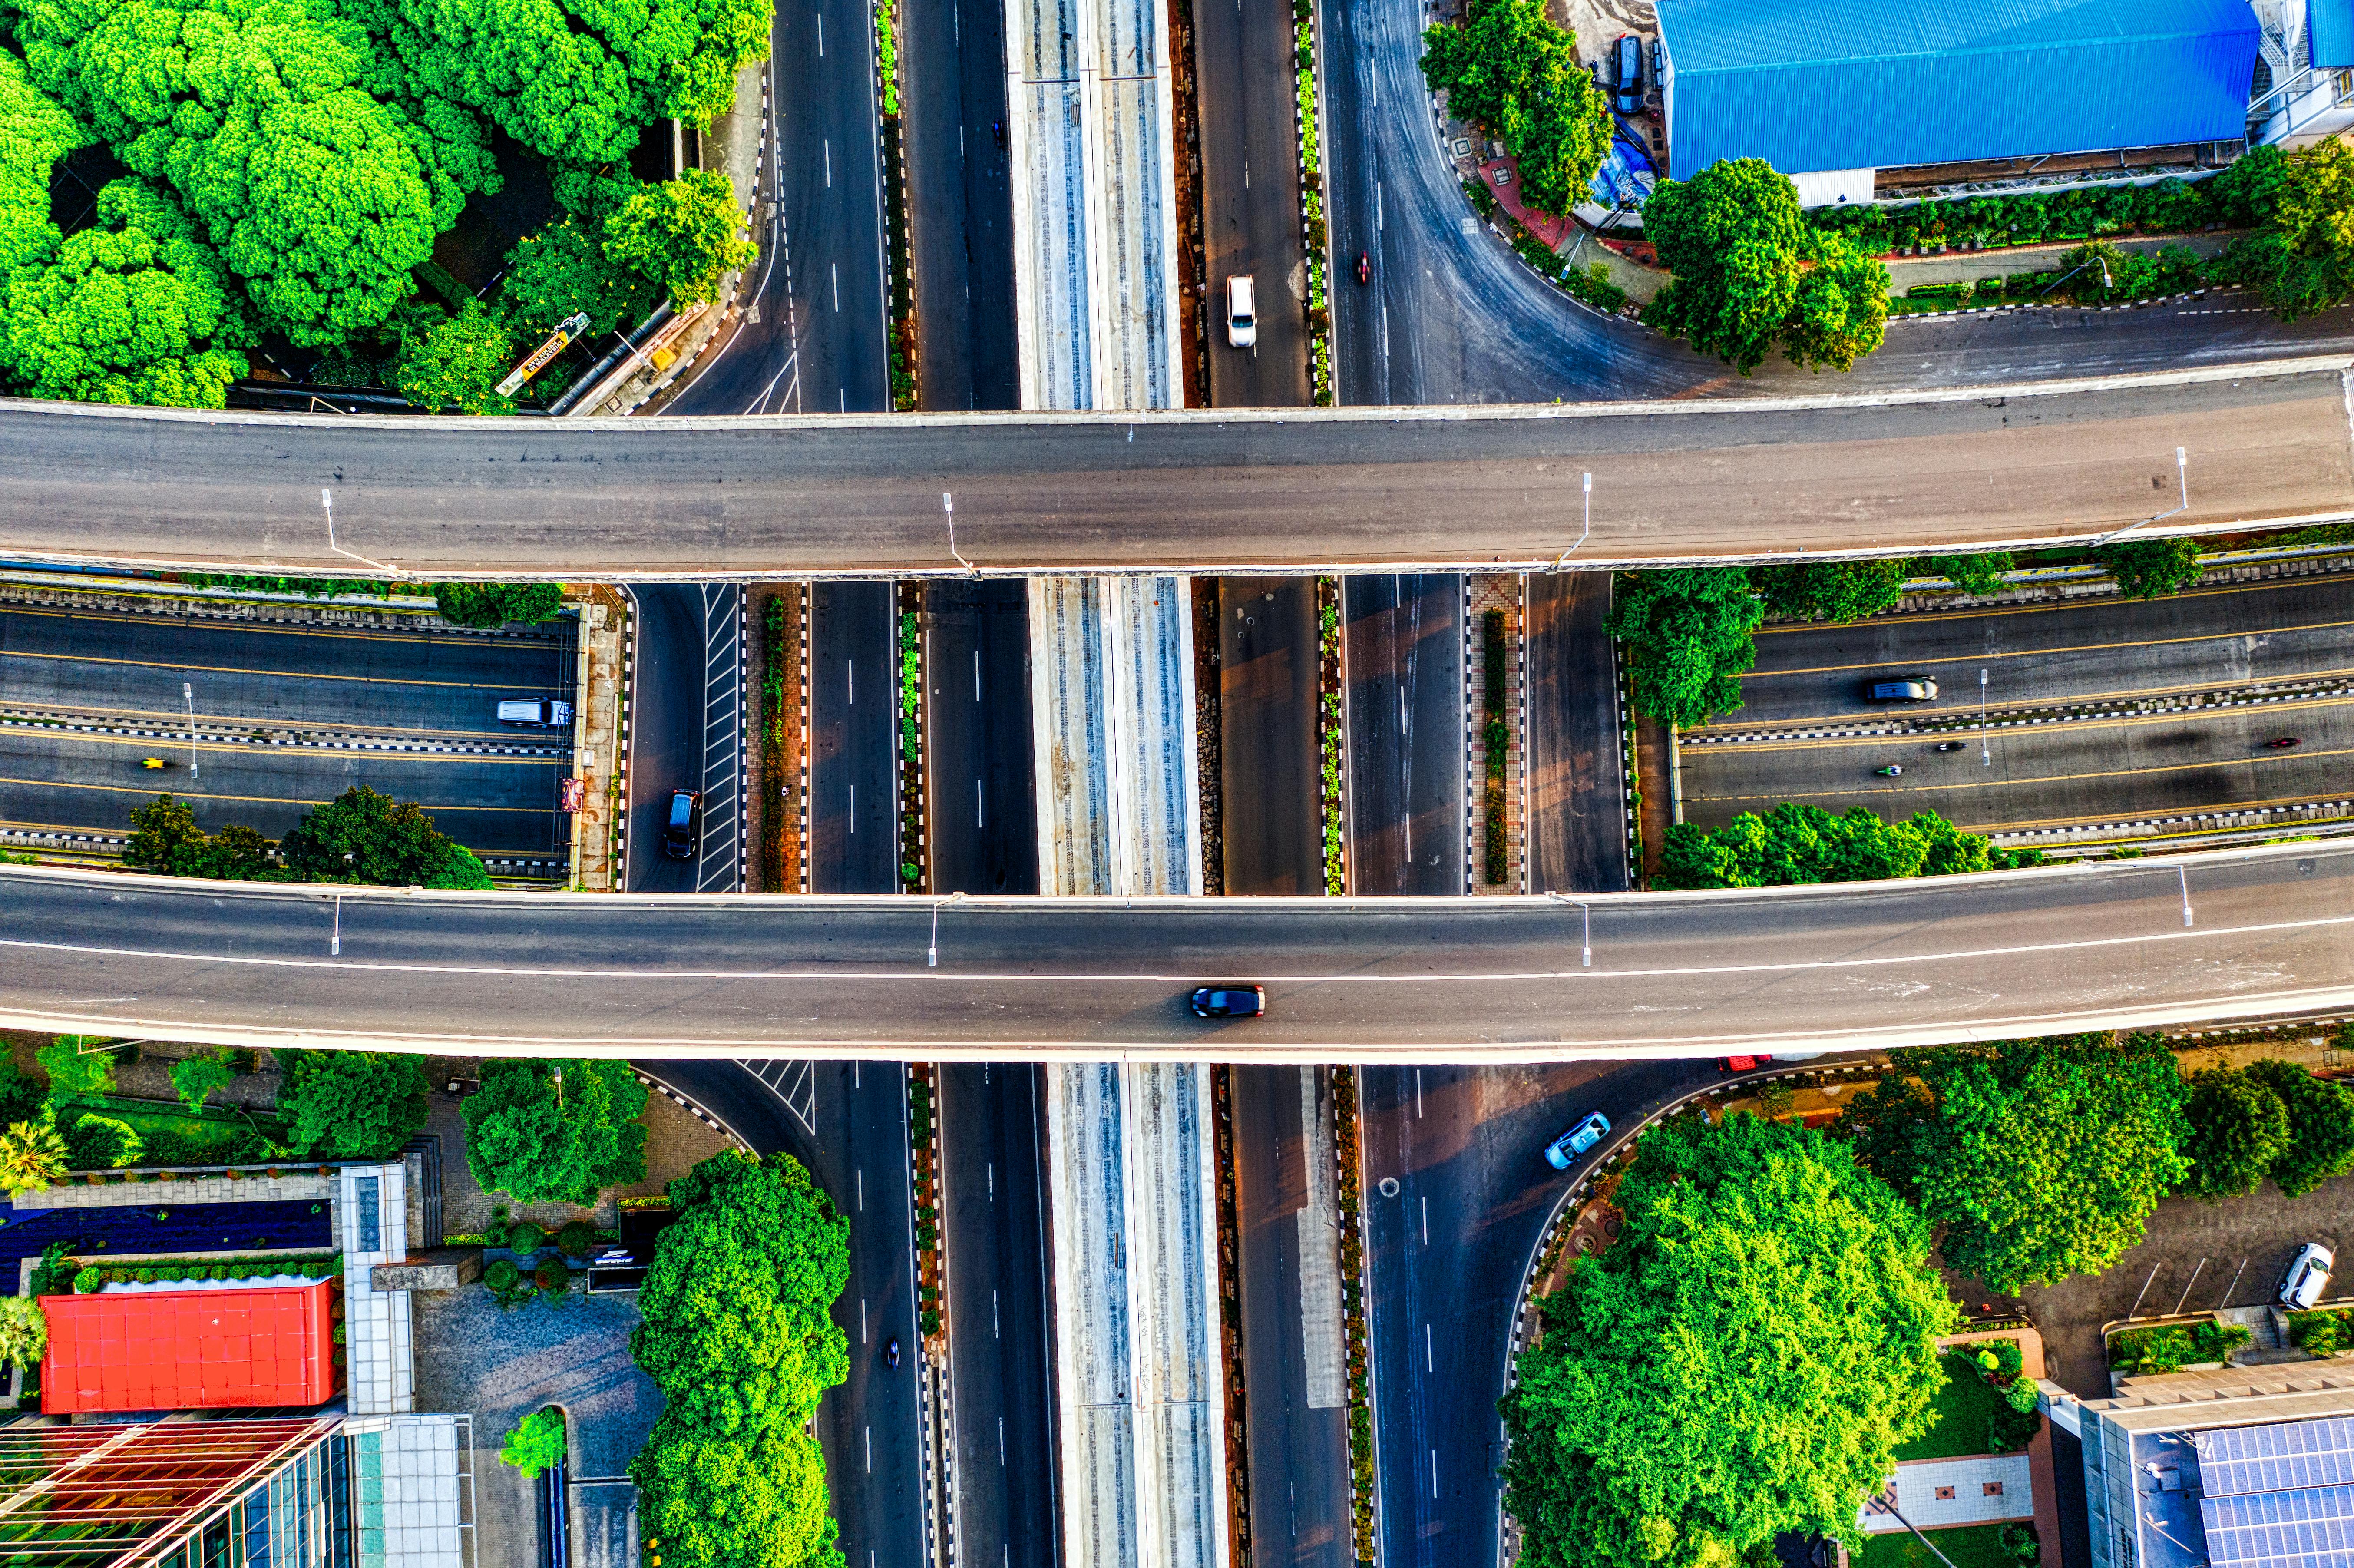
top-left (0, 645), bottom-right (542, 689)
top-left (0, 775), bottom-right (550, 808)
top-left (1687, 743), bottom-right (2354, 810)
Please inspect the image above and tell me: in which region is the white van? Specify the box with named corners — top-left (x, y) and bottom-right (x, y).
top-left (2281, 1243), bottom-right (2335, 1310)
top-left (1226, 275), bottom-right (1256, 348)
top-left (497, 698), bottom-right (574, 728)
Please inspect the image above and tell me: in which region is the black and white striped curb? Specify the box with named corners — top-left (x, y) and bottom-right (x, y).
top-left (629, 1070), bottom-right (752, 1152)
top-left (1689, 678), bottom-right (2354, 748)
top-left (1892, 288), bottom-right (2215, 322)
top-left (1992, 798), bottom-right (2354, 844)
top-left (0, 579), bottom-right (571, 640)
top-left (0, 708), bottom-right (571, 758)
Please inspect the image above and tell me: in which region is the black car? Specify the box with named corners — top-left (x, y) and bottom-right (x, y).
top-left (1189, 985), bottom-right (1267, 1019)
top-left (1613, 33), bottom-right (1643, 116)
top-left (661, 788), bottom-right (703, 860)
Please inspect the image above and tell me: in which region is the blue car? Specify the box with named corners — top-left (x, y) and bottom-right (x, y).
top-left (1544, 1111), bottom-right (1610, 1170)
top-left (1613, 34), bottom-right (1643, 117)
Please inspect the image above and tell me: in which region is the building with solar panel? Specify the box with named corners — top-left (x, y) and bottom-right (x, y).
top-left (2047, 1363), bottom-right (2354, 1568)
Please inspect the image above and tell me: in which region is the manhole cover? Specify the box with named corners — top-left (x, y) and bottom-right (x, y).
top-left (1378, 1177), bottom-right (1400, 1198)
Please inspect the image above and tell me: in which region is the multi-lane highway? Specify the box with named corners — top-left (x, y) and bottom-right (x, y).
top-left (11, 364), bottom-right (2352, 574)
top-left (3, 842), bottom-right (2351, 1051)
top-left (808, 581), bottom-right (899, 892)
top-left (1217, 578), bottom-right (1322, 893)
top-left (923, 581), bottom-right (1039, 895)
top-left (625, 586), bottom-right (746, 893)
top-left (1345, 574), bottom-right (1462, 894)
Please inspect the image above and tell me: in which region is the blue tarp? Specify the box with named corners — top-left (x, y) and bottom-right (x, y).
top-left (1656, 0), bottom-right (2261, 176)
top-left (2314, 0), bottom-right (2354, 69)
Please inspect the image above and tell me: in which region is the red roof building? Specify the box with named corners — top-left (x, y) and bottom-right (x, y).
top-left (39, 1282), bottom-right (339, 1415)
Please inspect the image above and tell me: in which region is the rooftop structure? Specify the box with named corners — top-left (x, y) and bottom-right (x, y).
top-left (1655, 0), bottom-right (2262, 202)
top-left (40, 1280), bottom-right (339, 1415)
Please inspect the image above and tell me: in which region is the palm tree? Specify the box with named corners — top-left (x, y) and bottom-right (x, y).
top-left (0, 1114), bottom-right (69, 1196)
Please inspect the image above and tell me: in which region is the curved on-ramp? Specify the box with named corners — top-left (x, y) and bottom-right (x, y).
top-left (8, 359), bottom-right (2353, 576)
top-left (2, 840), bottom-right (2348, 1058)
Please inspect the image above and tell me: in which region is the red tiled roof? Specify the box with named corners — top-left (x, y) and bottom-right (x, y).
top-left (39, 1282), bottom-right (337, 1414)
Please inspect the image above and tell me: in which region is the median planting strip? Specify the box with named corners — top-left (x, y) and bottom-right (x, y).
top-left (897, 586), bottom-right (927, 888)
top-left (1333, 1064), bottom-right (1375, 1561)
top-left (876, 0), bottom-right (918, 410)
top-left (1318, 578), bottom-right (1345, 893)
top-left (1293, 0), bottom-right (1332, 404)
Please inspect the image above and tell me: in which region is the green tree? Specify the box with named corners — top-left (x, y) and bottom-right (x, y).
top-left (0, 51), bottom-right (87, 279)
top-left (1418, 0), bottom-right (1612, 215)
top-left (2245, 1059), bottom-right (2354, 1197)
top-left (1641, 159), bottom-right (1888, 374)
top-left (603, 169), bottom-right (757, 308)
top-left (2096, 537), bottom-right (2204, 599)
top-left (432, 582), bottom-right (565, 628)
top-left (2179, 1065), bottom-right (2292, 1201)
top-left (502, 216), bottom-right (653, 338)
top-left (1907, 1035), bottom-right (2191, 1292)
top-left (1756, 559), bottom-right (1908, 623)
top-left (397, 299), bottom-right (514, 414)
top-left (2213, 139), bottom-right (2354, 319)
top-left (463, 1059), bottom-right (648, 1204)
top-left (170, 1049), bottom-right (239, 1115)
top-left (123, 794), bottom-right (208, 876)
top-left (1656, 804), bottom-right (2019, 891)
top-left (37, 1039), bottom-right (115, 1096)
top-left (500, 1408), bottom-right (567, 1478)
top-left (276, 1049), bottom-right (430, 1159)
top-left (1606, 568), bottom-right (1761, 728)
top-left (633, 1425), bottom-right (836, 1568)
top-left (1914, 551), bottom-right (2016, 596)
top-left (63, 1112), bottom-right (142, 1169)
top-left (0, 1295), bottom-right (48, 1367)
top-left (1, 179), bottom-right (252, 407)
top-left (1499, 1112), bottom-right (1954, 1567)
top-left (0, 1112), bottom-right (69, 1195)
top-left (278, 785), bottom-right (493, 890)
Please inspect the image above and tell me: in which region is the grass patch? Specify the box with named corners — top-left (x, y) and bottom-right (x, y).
top-left (55, 1097), bottom-right (287, 1167)
top-left (1893, 1352), bottom-right (2011, 1462)
top-left (1854, 1523), bottom-right (2017, 1568)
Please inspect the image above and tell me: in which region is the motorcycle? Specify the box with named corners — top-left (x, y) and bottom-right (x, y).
top-left (1356, 251), bottom-right (1371, 285)
top-left (886, 1338), bottom-right (901, 1369)
top-left (1874, 765), bottom-right (1903, 777)
top-left (2267, 737), bottom-right (2302, 748)
top-left (141, 758), bottom-right (169, 770)
top-left (1934, 742), bottom-right (1963, 753)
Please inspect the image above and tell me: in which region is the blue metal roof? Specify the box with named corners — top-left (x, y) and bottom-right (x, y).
top-left (1656, 0), bottom-right (2261, 176)
top-left (2314, 0), bottom-right (2354, 69)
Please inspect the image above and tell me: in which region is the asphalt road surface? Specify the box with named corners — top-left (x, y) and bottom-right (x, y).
top-left (936, 1063), bottom-right (1059, 1568)
top-left (1317, 0), bottom-right (2354, 405)
top-left (633, 1060), bottom-right (922, 1568)
top-left (901, 0), bottom-right (1019, 411)
top-left (8, 843), bottom-right (2353, 1052)
top-left (809, 581), bottom-right (899, 893)
top-left (923, 580), bottom-right (1039, 894)
top-left (1197, 0), bottom-right (1309, 407)
top-left (1360, 1056), bottom-right (1781, 1568)
top-left (1218, 578), bottom-right (1320, 894)
top-left (1346, 575), bottom-right (1462, 894)
top-left (662, 0), bottom-right (890, 416)
top-left (1231, 1064), bottom-right (1351, 1568)
top-left (625, 586), bottom-right (745, 893)
top-left (12, 364), bottom-right (2353, 574)
top-left (1524, 572), bottom-right (1630, 893)
top-left (1683, 576), bottom-right (2354, 836)
top-left (0, 602), bottom-right (570, 867)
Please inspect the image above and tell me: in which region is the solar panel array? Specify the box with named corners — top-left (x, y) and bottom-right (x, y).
top-left (2196, 1417), bottom-right (2354, 1568)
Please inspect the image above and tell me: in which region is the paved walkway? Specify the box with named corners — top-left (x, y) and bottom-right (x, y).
top-left (1862, 1453), bottom-right (2035, 1532)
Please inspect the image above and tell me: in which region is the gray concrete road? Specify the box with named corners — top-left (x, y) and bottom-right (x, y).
top-left (1525, 572), bottom-right (1629, 894)
top-left (1346, 574), bottom-right (1462, 894)
top-left (9, 364), bottom-right (2352, 575)
top-left (1683, 576), bottom-right (2354, 835)
top-left (0, 602), bottom-right (571, 867)
top-left (1198, 0), bottom-right (1310, 407)
top-left (809, 581), bottom-right (899, 893)
top-left (662, 0), bottom-right (890, 417)
top-left (1218, 578), bottom-right (1321, 894)
top-left (625, 586), bottom-right (745, 893)
top-left (923, 580), bottom-right (1039, 894)
top-left (901, 0), bottom-right (1019, 411)
top-left (6, 841), bottom-right (2354, 1053)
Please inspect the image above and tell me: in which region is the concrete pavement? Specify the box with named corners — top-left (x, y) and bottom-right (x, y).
top-left (9, 363), bottom-right (2354, 574)
top-left (1524, 572), bottom-right (1630, 894)
top-left (624, 586), bottom-right (744, 893)
top-left (6, 840), bottom-right (2354, 1053)
top-left (807, 581), bottom-right (899, 893)
top-left (1345, 574), bottom-right (1463, 895)
top-left (1197, 0), bottom-right (1310, 407)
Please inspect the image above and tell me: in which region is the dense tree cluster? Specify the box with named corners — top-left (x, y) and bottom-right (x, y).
top-left (631, 1151), bottom-right (851, 1568)
top-left (0, 0), bottom-right (766, 410)
top-left (275, 1048), bottom-right (430, 1158)
top-left (125, 785), bottom-right (494, 888)
top-left (1641, 159), bottom-right (1889, 375)
top-left (462, 1058), bottom-right (648, 1204)
top-left (1657, 803), bottom-right (2040, 891)
top-left (1501, 1112), bottom-right (1954, 1568)
top-left (1419, 0), bottom-right (1612, 217)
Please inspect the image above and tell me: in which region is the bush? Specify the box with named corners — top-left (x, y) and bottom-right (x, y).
top-left (2000, 1523), bottom-right (2042, 1568)
top-left (508, 1221), bottom-right (547, 1255)
top-left (483, 1257), bottom-right (522, 1290)
top-left (63, 1114), bottom-right (143, 1171)
top-left (71, 1267), bottom-right (101, 1293)
top-left (2096, 537), bottom-right (2205, 599)
top-left (556, 1220), bottom-right (598, 1259)
top-left (1984, 1338), bottom-right (2025, 1380)
top-left (533, 1259), bottom-right (568, 1292)
top-left (2292, 1309), bottom-right (2349, 1356)
top-left (502, 1408), bottom-right (568, 1478)
top-left (2003, 1375), bottom-right (2041, 1413)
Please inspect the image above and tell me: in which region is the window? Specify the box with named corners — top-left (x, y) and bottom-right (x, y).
top-left (352, 1177), bottom-right (380, 1254)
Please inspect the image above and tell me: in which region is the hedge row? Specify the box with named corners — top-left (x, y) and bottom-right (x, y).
top-left (1808, 177), bottom-right (2231, 257)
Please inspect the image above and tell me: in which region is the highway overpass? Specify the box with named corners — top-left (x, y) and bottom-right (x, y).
top-left (2, 841), bottom-right (2347, 1059)
top-left (13, 360), bottom-right (2353, 577)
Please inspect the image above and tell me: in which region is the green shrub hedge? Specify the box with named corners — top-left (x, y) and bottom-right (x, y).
top-left (1810, 177), bottom-right (2230, 256)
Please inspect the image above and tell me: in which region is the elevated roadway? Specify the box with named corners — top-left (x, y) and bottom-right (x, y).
top-left (10, 361), bottom-right (2353, 577)
top-left (1, 840), bottom-right (2349, 1056)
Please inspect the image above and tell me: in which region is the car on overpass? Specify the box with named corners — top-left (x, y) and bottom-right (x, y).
top-left (1189, 984), bottom-right (1266, 1019)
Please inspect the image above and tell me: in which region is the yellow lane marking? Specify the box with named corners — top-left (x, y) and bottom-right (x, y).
top-left (0, 602), bottom-right (461, 648)
top-left (0, 645), bottom-right (541, 691)
top-left (0, 777), bottom-right (539, 813)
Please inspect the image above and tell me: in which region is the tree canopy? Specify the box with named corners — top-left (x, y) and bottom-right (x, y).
top-left (2244, 1059), bottom-right (2354, 1198)
top-left (1607, 568), bottom-right (1762, 728)
top-left (170, 1048), bottom-right (238, 1114)
top-left (2095, 537), bottom-right (2204, 599)
top-left (278, 784), bottom-right (493, 888)
top-left (1756, 559), bottom-right (1908, 624)
top-left (397, 298), bottom-right (513, 413)
top-left (631, 1151), bottom-right (850, 1568)
top-left (1837, 1035), bottom-right (2191, 1292)
top-left (1658, 804), bottom-right (2035, 891)
top-left (2213, 140), bottom-right (2354, 320)
top-left (462, 1058), bottom-right (648, 1204)
top-left (1500, 1112), bottom-right (1954, 1568)
top-left (2180, 1065), bottom-right (2292, 1201)
top-left (602, 165), bottom-right (756, 308)
top-left (500, 1408), bottom-right (567, 1478)
top-left (1419, 0), bottom-right (1612, 216)
top-left (1641, 159), bottom-right (1888, 374)
top-left (124, 795), bottom-right (281, 879)
top-left (432, 581), bottom-right (564, 627)
top-left (0, 1113), bottom-right (68, 1195)
top-left (276, 1048), bottom-right (430, 1158)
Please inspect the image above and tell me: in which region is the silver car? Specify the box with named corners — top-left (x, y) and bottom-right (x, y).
top-left (2281, 1243), bottom-right (2335, 1310)
top-left (1544, 1111), bottom-right (1610, 1170)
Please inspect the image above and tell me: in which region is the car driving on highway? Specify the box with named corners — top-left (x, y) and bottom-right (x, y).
top-left (661, 788), bottom-right (702, 860)
top-left (1190, 985), bottom-right (1266, 1019)
top-left (1544, 1111), bottom-right (1610, 1169)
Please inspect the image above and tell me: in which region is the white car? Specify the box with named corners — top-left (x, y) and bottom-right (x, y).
top-left (1226, 275), bottom-right (1256, 348)
top-left (2281, 1243), bottom-right (2335, 1310)
top-left (1544, 1112), bottom-right (1610, 1170)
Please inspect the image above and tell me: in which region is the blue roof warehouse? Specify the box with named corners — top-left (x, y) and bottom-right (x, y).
top-left (1652, 0), bottom-right (2265, 205)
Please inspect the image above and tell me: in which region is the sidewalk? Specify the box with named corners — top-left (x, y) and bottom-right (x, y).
top-left (1883, 232), bottom-right (2238, 291)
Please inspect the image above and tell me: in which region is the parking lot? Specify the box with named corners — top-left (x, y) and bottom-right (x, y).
top-left (1681, 575), bottom-right (2354, 842)
top-left (0, 599), bottom-right (575, 877)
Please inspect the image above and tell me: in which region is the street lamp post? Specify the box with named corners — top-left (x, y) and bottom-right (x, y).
top-left (2096, 447), bottom-right (2190, 545)
top-left (1551, 473), bottom-right (1593, 569)
top-left (1979, 668), bottom-right (1990, 767)
top-left (183, 681), bottom-right (198, 780)
top-left (1546, 893), bottom-right (1593, 966)
top-left (2179, 864), bottom-right (2194, 928)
